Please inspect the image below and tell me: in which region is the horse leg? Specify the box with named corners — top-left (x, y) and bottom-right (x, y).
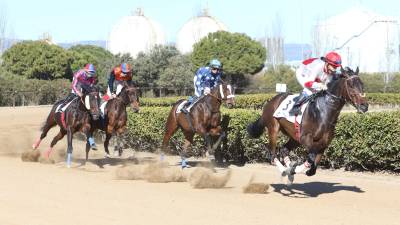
top-left (180, 131), bottom-right (194, 168)
top-left (290, 150), bottom-right (322, 176)
top-left (162, 118), bottom-right (178, 149)
top-left (278, 138), bottom-right (300, 185)
top-left (85, 127), bottom-right (96, 162)
top-left (33, 111), bottom-right (57, 149)
top-left (104, 133), bottom-right (112, 158)
top-left (66, 127), bottom-right (73, 168)
top-left (266, 119), bottom-right (286, 174)
top-left (45, 128), bottom-right (66, 158)
top-left (113, 133), bottom-right (123, 157)
top-left (161, 114), bottom-right (179, 159)
top-left (305, 151), bottom-right (322, 176)
top-left (85, 142), bottom-right (90, 163)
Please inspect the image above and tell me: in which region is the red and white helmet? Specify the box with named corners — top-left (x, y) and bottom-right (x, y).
top-left (324, 52), bottom-right (342, 68)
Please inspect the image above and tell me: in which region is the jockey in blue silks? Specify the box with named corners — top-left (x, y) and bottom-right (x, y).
top-left (181, 59), bottom-right (223, 114)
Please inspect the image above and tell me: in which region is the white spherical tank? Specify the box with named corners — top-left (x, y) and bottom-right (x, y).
top-left (176, 10), bottom-right (228, 54)
top-left (107, 8), bottom-right (166, 58)
top-left (314, 7), bottom-right (399, 73)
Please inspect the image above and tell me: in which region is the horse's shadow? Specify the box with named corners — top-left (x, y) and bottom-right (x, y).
top-left (75, 156), bottom-right (157, 169)
top-left (271, 182), bottom-right (364, 198)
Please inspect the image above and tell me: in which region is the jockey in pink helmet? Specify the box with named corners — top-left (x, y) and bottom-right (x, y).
top-left (59, 63), bottom-right (98, 148)
top-left (289, 52), bottom-right (342, 116)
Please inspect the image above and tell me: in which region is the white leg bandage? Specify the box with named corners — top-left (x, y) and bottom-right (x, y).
top-left (274, 158), bottom-right (287, 173)
top-left (294, 161), bottom-right (311, 174)
top-left (284, 156), bottom-right (291, 167)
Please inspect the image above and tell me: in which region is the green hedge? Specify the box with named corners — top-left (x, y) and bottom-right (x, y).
top-left (139, 93), bottom-right (400, 109)
top-left (126, 107), bottom-right (400, 172)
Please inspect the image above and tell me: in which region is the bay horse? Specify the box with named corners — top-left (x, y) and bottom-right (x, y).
top-left (32, 86), bottom-right (101, 167)
top-left (86, 83), bottom-right (140, 160)
top-left (162, 83), bottom-right (235, 167)
top-left (247, 67), bottom-right (368, 182)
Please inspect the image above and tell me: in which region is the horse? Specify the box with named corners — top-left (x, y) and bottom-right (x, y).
top-left (86, 83), bottom-right (140, 160)
top-left (32, 86), bottom-right (101, 167)
top-left (162, 83), bottom-right (235, 167)
top-left (247, 67), bottom-right (368, 183)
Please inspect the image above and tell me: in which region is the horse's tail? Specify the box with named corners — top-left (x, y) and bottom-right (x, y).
top-left (247, 117), bottom-right (265, 138)
top-left (41, 100), bottom-right (61, 131)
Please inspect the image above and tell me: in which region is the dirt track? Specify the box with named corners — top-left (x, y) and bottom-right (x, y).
top-left (0, 106), bottom-right (399, 225)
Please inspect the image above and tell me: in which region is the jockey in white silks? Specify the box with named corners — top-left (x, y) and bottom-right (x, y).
top-left (289, 51), bottom-right (342, 116)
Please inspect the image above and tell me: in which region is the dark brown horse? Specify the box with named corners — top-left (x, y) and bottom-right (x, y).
top-left (86, 83), bottom-right (140, 160)
top-left (32, 86), bottom-right (101, 167)
top-left (162, 83), bottom-right (235, 167)
top-left (247, 67), bottom-right (368, 182)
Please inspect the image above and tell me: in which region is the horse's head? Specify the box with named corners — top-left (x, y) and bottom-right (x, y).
top-left (119, 83), bottom-right (140, 113)
top-left (210, 83), bottom-right (235, 108)
top-left (82, 86), bottom-right (101, 120)
top-left (328, 67), bottom-right (368, 113)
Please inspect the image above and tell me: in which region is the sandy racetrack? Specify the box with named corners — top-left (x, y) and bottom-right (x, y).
top-left (0, 106), bottom-right (399, 225)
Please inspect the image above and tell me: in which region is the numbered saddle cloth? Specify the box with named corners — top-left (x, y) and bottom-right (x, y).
top-left (273, 94), bottom-right (310, 124)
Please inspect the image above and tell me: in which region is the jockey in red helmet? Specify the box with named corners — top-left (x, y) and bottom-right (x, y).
top-left (106, 63), bottom-right (133, 99)
top-left (289, 52), bottom-right (342, 116)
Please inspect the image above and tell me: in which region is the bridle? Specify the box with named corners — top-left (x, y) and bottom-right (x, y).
top-left (326, 74), bottom-right (364, 105)
top-left (208, 84), bottom-right (235, 102)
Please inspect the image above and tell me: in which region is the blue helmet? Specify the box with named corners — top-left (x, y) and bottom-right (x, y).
top-left (121, 63), bottom-right (131, 73)
top-left (84, 64), bottom-right (96, 77)
top-left (209, 59), bottom-right (222, 69)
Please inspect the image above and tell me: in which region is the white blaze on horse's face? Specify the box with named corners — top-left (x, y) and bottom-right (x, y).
top-left (85, 95), bottom-right (91, 110)
top-left (219, 84), bottom-right (235, 99)
top-left (226, 85), bottom-right (235, 99)
top-left (116, 84), bottom-right (124, 96)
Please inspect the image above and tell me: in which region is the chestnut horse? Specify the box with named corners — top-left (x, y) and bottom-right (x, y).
top-left (247, 67), bottom-right (368, 182)
top-left (86, 83), bottom-right (140, 160)
top-left (162, 83), bottom-right (235, 167)
top-left (32, 86), bottom-right (101, 167)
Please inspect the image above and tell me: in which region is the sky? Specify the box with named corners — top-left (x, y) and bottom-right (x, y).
top-left (1, 0), bottom-right (399, 44)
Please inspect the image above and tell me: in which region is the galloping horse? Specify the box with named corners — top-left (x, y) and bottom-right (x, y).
top-left (247, 67), bottom-right (368, 182)
top-left (162, 83), bottom-right (235, 167)
top-left (86, 83), bottom-right (140, 160)
top-left (32, 86), bottom-right (101, 167)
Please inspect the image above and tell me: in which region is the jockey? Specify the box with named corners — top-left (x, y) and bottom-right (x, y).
top-left (61, 63), bottom-right (97, 108)
top-left (181, 59), bottom-right (223, 114)
top-left (106, 63), bottom-right (133, 100)
top-left (60, 63), bottom-right (97, 149)
top-left (289, 51), bottom-right (342, 116)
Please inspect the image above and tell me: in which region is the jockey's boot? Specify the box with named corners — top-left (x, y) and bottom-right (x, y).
top-left (289, 93), bottom-right (308, 116)
top-left (181, 102), bottom-right (190, 114)
top-left (181, 96), bottom-right (195, 114)
top-left (59, 94), bottom-right (76, 112)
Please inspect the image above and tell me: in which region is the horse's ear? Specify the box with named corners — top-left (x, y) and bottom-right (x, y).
top-left (340, 66), bottom-right (345, 75)
top-left (355, 66), bottom-right (359, 75)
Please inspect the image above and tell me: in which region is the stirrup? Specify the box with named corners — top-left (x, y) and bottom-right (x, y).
top-left (181, 107), bottom-right (189, 114)
top-left (289, 107), bottom-right (302, 116)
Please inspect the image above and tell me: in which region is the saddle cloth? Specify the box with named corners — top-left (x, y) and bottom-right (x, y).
top-left (55, 100), bottom-right (74, 113)
top-left (176, 100), bottom-right (189, 114)
top-left (100, 101), bottom-right (107, 117)
top-left (273, 94), bottom-right (309, 124)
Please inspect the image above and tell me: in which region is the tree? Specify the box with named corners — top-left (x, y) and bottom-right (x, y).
top-left (132, 45), bottom-right (180, 87)
top-left (248, 65), bottom-right (300, 93)
top-left (157, 54), bottom-right (193, 91)
top-left (191, 31), bottom-right (266, 87)
top-left (68, 45), bottom-right (115, 84)
top-left (1, 40), bottom-right (73, 79)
